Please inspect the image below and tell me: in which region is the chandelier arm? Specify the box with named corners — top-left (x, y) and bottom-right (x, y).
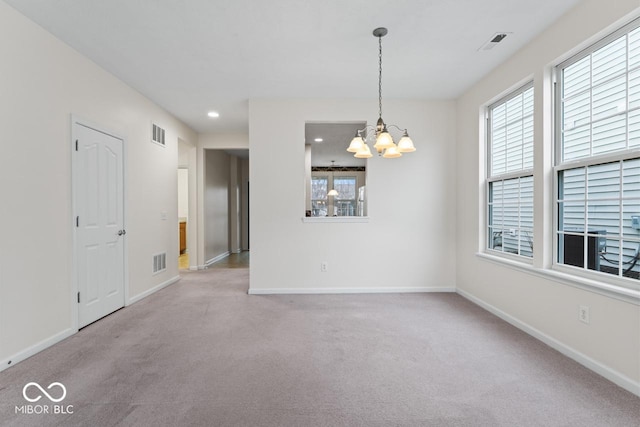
top-left (356, 125), bottom-right (376, 138)
top-left (385, 124), bottom-right (407, 133)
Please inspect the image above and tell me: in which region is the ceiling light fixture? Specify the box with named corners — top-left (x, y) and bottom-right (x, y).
top-left (347, 27), bottom-right (416, 159)
top-left (314, 138), bottom-right (323, 142)
top-left (207, 111), bottom-right (220, 118)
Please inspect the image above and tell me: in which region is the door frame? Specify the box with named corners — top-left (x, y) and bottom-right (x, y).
top-left (71, 115), bottom-right (129, 331)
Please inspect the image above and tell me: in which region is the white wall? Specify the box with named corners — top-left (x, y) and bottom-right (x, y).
top-left (178, 168), bottom-right (189, 220)
top-left (0, 2), bottom-right (196, 368)
top-left (229, 157), bottom-right (241, 253)
top-left (204, 150), bottom-right (231, 263)
top-left (178, 145), bottom-right (190, 168)
top-left (305, 145), bottom-right (312, 212)
top-left (241, 158), bottom-right (250, 251)
top-left (249, 99), bottom-right (457, 293)
top-left (456, 0), bottom-right (640, 391)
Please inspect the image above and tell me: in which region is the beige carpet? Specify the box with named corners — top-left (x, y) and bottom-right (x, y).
top-left (0, 267), bottom-right (638, 426)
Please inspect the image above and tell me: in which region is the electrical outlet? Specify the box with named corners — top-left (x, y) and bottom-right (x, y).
top-left (161, 211), bottom-right (168, 220)
top-left (579, 305), bottom-right (590, 324)
top-left (320, 262), bottom-right (328, 273)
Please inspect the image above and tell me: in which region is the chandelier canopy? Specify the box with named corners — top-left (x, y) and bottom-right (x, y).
top-left (347, 27), bottom-right (416, 159)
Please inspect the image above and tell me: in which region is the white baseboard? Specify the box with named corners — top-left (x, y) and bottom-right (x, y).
top-left (189, 266), bottom-right (199, 271)
top-left (205, 251), bottom-right (230, 267)
top-left (127, 275), bottom-right (180, 305)
top-left (456, 288), bottom-right (640, 397)
top-left (0, 328), bottom-right (75, 373)
top-left (248, 286), bottom-right (456, 295)
top-left (1, 276), bottom-right (181, 373)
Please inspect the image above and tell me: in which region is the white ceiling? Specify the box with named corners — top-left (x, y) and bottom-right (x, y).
top-left (4, 0), bottom-right (582, 134)
top-left (306, 122), bottom-right (366, 167)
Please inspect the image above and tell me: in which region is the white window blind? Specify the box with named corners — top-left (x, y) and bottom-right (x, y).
top-left (561, 26), bottom-right (640, 162)
top-left (487, 84), bottom-right (534, 257)
top-left (490, 87), bottom-right (534, 175)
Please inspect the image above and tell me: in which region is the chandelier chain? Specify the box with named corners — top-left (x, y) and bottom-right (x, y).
top-left (378, 35), bottom-right (383, 118)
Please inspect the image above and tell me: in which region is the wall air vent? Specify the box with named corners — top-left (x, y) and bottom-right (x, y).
top-left (153, 252), bottom-right (167, 274)
top-left (478, 32), bottom-right (511, 51)
top-left (152, 123), bottom-right (166, 146)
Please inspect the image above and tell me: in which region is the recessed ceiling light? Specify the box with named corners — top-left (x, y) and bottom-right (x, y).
top-left (314, 138), bottom-right (323, 142)
top-left (207, 111), bottom-right (220, 118)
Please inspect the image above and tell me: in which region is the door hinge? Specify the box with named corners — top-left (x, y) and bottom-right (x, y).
top-left (75, 139), bottom-right (78, 151)
top-left (77, 292), bottom-right (80, 303)
top-left (76, 216), bottom-right (79, 227)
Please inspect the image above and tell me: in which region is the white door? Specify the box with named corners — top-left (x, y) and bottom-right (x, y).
top-left (74, 121), bottom-right (125, 328)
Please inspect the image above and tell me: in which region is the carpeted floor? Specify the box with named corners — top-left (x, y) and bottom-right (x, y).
top-left (0, 266), bottom-right (638, 426)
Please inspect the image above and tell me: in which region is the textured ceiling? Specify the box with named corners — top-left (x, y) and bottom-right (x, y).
top-left (3, 0), bottom-right (582, 133)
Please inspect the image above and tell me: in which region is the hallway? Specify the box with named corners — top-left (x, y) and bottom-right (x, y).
top-left (179, 251), bottom-right (250, 270)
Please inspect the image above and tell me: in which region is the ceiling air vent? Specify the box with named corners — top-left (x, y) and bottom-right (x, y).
top-left (152, 123), bottom-right (166, 146)
top-left (478, 32), bottom-right (511, 51)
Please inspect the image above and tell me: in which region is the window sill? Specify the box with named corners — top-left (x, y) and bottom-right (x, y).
top-left (302, 216), bottom-right (369, 223)
top-left (476, 252), bottom-right (640, 306)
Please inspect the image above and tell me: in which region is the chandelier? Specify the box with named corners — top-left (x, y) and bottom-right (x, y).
top-left (347, 27), bottom-right (416, 159)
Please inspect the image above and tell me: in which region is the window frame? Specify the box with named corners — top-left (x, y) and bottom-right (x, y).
top-left (486, 81), bottom-right (535, 261)
top-left (553, 18), bottom-right (640, 290)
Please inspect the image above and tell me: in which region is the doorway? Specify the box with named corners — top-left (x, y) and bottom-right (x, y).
top-left (202, 149), bottom-right (250, 267)
top-left (178, 167), bottom-right (189, 269)
top-left (178, 138), bottom-right (197, 270)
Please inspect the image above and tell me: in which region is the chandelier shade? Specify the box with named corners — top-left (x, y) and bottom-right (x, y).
top-left (382, 145), bottom-right (402, 159)
top-left (374, 128), bottom-right (395, 151)
top-left (347, 132), bottom-right (365, 153)
top-left (354, 143), bottom-right (373, 159)
top-left (397, 131), bottom-right (416, 152)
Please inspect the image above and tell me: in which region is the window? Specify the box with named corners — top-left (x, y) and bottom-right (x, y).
top-left (333, 176), bottom-right (357, 216)
top-left (556, 21), bottom-right (640, 282)
top-left (311, 176), bottom-right (329, 217)
top-left (310, 174), bottom-right (359, 217)
top-left (487, 84), bottom-right (534, 258)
